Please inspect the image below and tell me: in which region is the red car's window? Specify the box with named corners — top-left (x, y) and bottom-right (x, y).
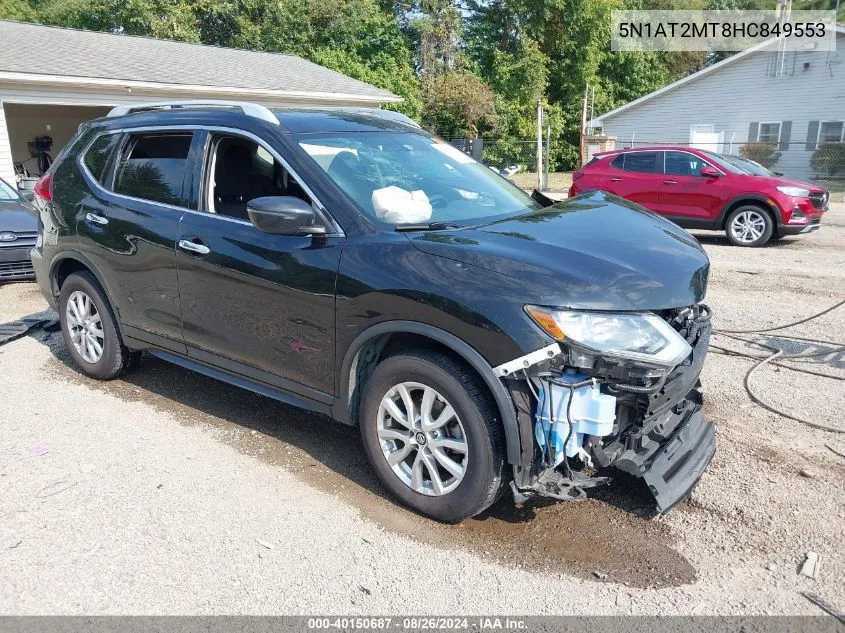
top-left (665, 152), bottom-right (708, 177)
top-left (619, 152), bottom-right (661, 173)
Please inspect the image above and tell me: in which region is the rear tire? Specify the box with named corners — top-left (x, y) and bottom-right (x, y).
top-left (58, 271), bottom-right (139, 379)
top-left (725, 205), bottom-right (774, 247)
top-left (360, 349), bottom-right (505, 523)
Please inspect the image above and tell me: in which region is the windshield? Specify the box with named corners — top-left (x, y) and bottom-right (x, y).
top-left (0, 178), bottom-right (20, 201)
top-left (702, 151), bottom-right (774, 177)
top-left (296, 132), bottom-right (539, 225)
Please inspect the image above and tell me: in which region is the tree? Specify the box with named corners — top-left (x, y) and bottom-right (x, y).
top-left (0, 0), bottom-right (37, 21)
top-left (420, 71), bottom-right (498, 138)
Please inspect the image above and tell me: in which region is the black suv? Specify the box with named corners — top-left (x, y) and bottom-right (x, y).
top-left (31, 102), bottom-right (715, 522)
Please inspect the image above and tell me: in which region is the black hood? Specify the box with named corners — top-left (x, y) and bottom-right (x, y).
top-left (407, 191), bottom-right (709, 311)
top-left (0, 201), bottom-right (37, 232)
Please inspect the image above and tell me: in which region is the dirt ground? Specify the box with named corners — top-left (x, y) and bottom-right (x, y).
top-left (0, 206), bottom-right (843, 615)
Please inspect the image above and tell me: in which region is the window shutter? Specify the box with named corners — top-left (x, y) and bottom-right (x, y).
top-left (779, 121), bottom-right (791, 151)
top-left (806, 121), bottom-right (820, 150)
top-left (748, 122), bottom-right (759, 142)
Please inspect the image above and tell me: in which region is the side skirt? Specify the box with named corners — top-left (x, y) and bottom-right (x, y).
top-left (665, 216), bottom-right (719, 230)
top-left (147, 348), bottom-right (334, 417)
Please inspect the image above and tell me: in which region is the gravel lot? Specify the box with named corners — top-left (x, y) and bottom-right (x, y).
top-left (1, 206), bottom-right (843, 615)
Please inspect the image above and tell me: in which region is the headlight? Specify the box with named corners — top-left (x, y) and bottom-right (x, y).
top-left (776, 185), bottom-right (810, 197)
top-left (525, 306), bottom-right (692, 367)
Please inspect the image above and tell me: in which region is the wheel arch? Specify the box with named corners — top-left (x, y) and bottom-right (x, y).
top-left (49, 252), bottom-right (124, 328)
top-left (334, 321), bottom-right (523, 466)
top-left (718, 195), bottom-right (781, 229)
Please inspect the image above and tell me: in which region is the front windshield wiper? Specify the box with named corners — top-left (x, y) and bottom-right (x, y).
top-left (394, 222), bottom-right (460, 232)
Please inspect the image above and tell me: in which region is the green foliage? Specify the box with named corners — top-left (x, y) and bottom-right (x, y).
top-left (810, 143), bottom-right (845, 179)
top-left (0, 0), bottom-right (36, 21)
top-left (36, 0), bottom-right (201, 41)
top-left (420, 71), bottom-right (497, 138)
top-left (739, 142), bottom-right (781, 169)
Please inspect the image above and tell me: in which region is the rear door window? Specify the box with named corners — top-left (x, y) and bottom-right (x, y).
top-left (113, 133), bottom-right (193, 207)
top-left (665, 151), bottom-right (709, 177)
top-left (83, 133), bottom-right (121, 184)
top-left (621, 151), bottom-right (661, 173)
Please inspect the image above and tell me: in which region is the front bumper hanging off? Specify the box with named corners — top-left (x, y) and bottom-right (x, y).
top-left (613, 399), bottom-right (716, 513)
top-left (611, 324), bottom-right (716, 512)
top-left (501, 313), bottom-right (716, 514)
top-left (643, 408), bottom-right (716, 513)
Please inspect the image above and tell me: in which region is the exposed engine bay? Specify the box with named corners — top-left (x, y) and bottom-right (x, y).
top-left (497, 303), bottom-right (716, 514)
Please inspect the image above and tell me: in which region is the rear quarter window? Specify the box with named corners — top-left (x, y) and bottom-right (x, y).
top-left (83, 133), bottom-right (120, 183)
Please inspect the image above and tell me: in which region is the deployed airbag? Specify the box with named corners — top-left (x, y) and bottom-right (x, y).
top-left (372, 186), bottom-right (433, 224)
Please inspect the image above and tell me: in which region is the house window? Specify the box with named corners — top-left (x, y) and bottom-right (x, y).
top-left (818, 121), bottom-right (844, 146)
top-left (757, 122), bottom-right (781, 144)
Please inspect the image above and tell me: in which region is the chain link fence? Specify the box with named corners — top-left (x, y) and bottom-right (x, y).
top-left (449, 137), bottom-right (574, 194)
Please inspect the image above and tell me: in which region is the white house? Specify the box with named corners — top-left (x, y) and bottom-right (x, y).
top-left (0, 20), bottom-right (402, 188)
top-left (590, 24), bottom-right (845, 180)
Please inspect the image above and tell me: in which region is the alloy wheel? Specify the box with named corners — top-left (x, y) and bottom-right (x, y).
top-left (376, 381), bottom-right (469, 496)
top-left (730, 210), bottom-right (767, 244)
top-left (66, 290), bottom-right (105, 364)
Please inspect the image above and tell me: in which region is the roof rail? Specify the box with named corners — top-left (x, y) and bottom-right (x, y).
top-left (107, 100), bottom-right (279, 125)
top-left (301, 106), bottom-right (420, 129)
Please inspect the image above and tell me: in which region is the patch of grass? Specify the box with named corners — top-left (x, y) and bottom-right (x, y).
top-left (510, 171), bottom-right (573, 193)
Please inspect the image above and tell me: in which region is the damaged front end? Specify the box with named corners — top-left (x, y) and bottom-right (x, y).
top-left (497, 304), bottom-right (715, 514)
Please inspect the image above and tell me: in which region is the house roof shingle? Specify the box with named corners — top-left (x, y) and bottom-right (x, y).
top-left (0, 20), bottom-right (400, 102)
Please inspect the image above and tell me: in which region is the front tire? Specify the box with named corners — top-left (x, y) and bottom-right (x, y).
top-left (725, 205), bottom-right (774, 247)
top-left (360, 350), bottom-right (505, 523)
top-left (58, 271), bottom-right (139, 379)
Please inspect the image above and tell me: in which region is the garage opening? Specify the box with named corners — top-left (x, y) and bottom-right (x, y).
top-left (4, 103), bottom-right (111, 190)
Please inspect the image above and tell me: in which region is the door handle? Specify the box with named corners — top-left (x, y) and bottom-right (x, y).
top-left (178, 239), bottom-right (211, 256)
top-left (663, 180), bottom-right (678, 185)
top-left (85, 212), bottom-right (109, 226)
top-left (610, 177), bottom-right (623, 182)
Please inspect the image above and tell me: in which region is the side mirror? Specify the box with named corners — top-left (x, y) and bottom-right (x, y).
top-left (246, 196), bottom-right (325, 236)
top-left (700, 166), bottom-right (721, 177)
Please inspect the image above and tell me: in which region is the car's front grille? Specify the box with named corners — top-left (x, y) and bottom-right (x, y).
top-left (0, 232), bottom-right (37, 248)
top-left (0, 261), bottom-right (34, 279)
top-left (809, 191), bottom-right (829, 209)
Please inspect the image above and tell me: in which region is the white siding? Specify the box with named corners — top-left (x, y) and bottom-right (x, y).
top-left (0, 101), bottom-right (13, 188)
top-left (599, 34), bottom-right (845, 180)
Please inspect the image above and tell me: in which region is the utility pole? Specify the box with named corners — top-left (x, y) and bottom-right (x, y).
top-left (579, 85), bottom-right (588, 167)
top-left (536, 100), bottom-right (543, 191)
top-left (544, 123), bottom-right (551, 190)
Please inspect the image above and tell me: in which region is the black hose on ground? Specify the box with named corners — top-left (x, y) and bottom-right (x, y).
top-left (711, 299), bottom-right (845, 435)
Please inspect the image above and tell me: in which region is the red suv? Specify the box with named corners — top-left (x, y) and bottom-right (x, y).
top-left (569, 147), bottom-right (828, 246)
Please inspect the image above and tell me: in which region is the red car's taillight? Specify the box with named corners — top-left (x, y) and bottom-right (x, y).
top-left (34, 173), bottom-right (53, 201)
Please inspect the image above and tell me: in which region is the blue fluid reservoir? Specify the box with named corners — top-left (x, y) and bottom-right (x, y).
top-left (535, 371), bottom-right (616, 467)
